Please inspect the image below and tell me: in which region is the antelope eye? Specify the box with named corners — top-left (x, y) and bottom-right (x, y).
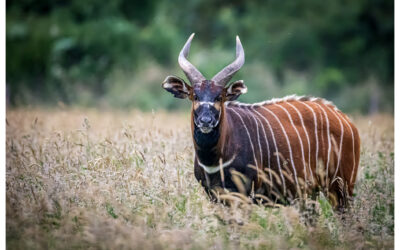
top-left (216, 96), bottom-right (222, 102)
top-left (193, 95), bottom-right (199, 101)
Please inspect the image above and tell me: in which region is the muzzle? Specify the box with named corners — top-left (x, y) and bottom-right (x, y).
top-left (194, 104), bottom-right (221, 133)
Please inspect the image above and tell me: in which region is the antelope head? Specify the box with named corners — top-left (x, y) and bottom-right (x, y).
top-left (162, 33), bottom-right (247, 134)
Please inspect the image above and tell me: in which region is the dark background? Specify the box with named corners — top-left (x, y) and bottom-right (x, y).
top-left (6, 0), bottom-right (394, 113)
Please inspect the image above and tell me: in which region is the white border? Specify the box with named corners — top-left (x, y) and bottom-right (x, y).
top-left (0, 2), bottom-right (396, 248)
top-left (1, 0), bottom-right (6, 248)
top-left (394, 0), bottom-right (399, 247)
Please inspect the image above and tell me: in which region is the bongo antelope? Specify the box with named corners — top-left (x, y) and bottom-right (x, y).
top-left (162, 33), bottom-right (360, 207)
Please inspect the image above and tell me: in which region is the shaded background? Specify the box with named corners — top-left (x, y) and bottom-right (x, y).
top-left (6, 0), bottom-right (393, 113)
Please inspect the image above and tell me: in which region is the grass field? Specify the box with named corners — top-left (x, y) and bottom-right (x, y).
top-left (6, 108), bottom-right (394, 249)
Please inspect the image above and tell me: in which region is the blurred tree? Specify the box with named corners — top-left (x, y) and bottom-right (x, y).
top-left (6, 0), bottom-right (393, 113)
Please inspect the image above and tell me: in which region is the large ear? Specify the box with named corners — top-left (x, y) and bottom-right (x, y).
top-left (162, 76), bottom-right (192, 99)
top-left (225, 80), bottom-right (247, 101)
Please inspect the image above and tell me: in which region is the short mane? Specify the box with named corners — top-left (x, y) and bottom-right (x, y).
top-left (225, 94), bottom-right (339, 111)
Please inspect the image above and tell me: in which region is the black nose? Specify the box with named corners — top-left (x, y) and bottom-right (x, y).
top-left (200, 116), bottom-right (212, 125)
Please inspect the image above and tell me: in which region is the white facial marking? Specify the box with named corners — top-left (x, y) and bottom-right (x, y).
top-left (195, 104), bottom-right (222, 133)
top-left (199, 127), bottom-right (213, 133)
top-left (198, 101), bottom-right (215, 106)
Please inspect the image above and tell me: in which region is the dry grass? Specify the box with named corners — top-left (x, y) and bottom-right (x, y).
top-left (6, 108), bottom-right (394, 249)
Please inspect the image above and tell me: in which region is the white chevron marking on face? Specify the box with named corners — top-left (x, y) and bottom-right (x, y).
top-left (198, 101), bottom-right (215, 106)
top-left (197, 155), bottom-right (236, 174)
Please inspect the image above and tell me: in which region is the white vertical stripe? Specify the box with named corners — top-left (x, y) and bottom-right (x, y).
top-left (322, 105), bottom-right (344, 185)
top-left (347, 128), bottom-right (356, 184)
top-left (259, 106), bottom-right (299, 187)
top-left (251, 106), bottom-right (286, 193)
top-left (227, 107), bottom-right (258, 174)
top-left (247, 107), bottom-right (273, 184)
top-left (275, 103), bottom-right (307, 185)
top-left (245, 108), bottom-right (263, 178)
top-left (314, 102), bottom-right (332, 185)
top-left (318, 106), bottom-right (325, 157)
top-left (335, 113), bottom-right (356, 184)
top-left (286, 102), bottom-right (314, 184)
top-left (297, 101), bottom-right (319, 181)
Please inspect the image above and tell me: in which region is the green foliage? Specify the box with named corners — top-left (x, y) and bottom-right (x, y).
top-left (357, 150), bottom-right (394, 234)
top-left (6, 0), bottom-right (393, 113)
top-left (318, 195), bottom-right (334, 219)
top-left (106, 203), bottom-right (118, 219)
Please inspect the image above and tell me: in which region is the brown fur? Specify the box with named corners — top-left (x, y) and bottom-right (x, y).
top-left (193, 96), bottom-right (360, 207)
